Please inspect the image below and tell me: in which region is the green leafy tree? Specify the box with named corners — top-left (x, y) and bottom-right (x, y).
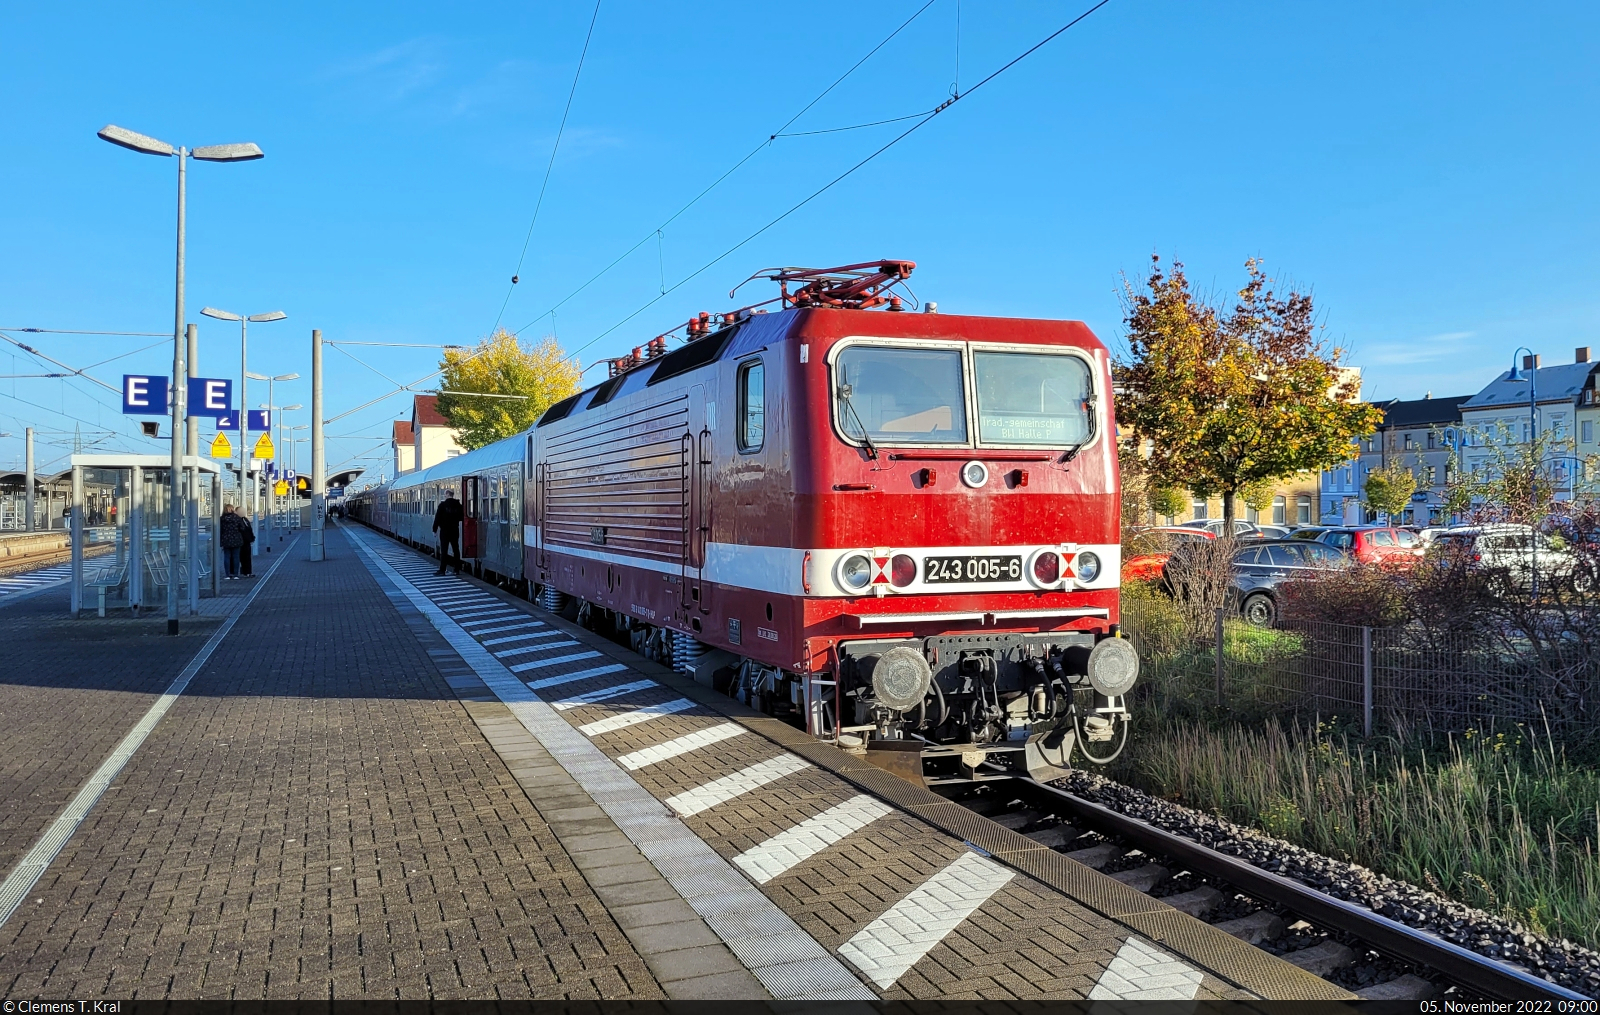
top-left (435, 330), bottom-right (581, 450)
top-left (1149, 486), bottom-right (1188, 520)
top-left (1240, 480), bottom-right (1276, 517)
top-left (1364, 461), bottom-right (1417, 520)
top-left (1116, 256), bottom-right (1382, 526)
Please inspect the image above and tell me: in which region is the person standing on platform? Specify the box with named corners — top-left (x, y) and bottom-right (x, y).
top-left (219, 505), bottom-right (245, 579)
top-left (433, 488), bottom-right (464, 576)
top-left (239, 508), bottom-right (256, 577)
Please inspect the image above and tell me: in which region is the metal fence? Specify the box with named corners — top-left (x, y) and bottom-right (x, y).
top-left (1121, 599), bottom-right (1600, 736)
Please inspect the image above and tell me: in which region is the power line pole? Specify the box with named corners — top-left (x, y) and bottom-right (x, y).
top-left (24, 427), bottom-right (34, 533)
top-left (311, 328), bottom-right (325, 561)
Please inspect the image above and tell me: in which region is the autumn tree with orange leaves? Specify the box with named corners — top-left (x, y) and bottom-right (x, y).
top-left (1116, 256), bottom-right (1380, 527)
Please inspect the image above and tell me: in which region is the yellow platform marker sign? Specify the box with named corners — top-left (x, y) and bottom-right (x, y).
top-left (253, 433), bottom-right (275, 460)
top-left (274, 480), bottom-right (290, 496)
top-left (209, 432), bottom-right (232, 458)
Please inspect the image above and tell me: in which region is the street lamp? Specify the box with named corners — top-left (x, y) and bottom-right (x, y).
top-left (1508, 347), bottom-right (1540, 597)
top-left (202, 307), bottom-right (286, 522)
top-left (248, 384), bottom-right (299, 545)
top-left (99, 124), bottom-right (263, 635)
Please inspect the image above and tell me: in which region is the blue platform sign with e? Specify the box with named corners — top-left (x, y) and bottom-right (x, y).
top-left (122, 375), bottom-right (168, 415)
top-left (186, 377), bottom-right (232, 416)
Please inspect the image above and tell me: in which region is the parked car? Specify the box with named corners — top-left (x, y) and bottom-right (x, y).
top-left (1123, 527), bottom-right (1214, 582)
top-left (1314, 526), bottom-right (1422, 567)
top-left (1230, 539), bottom-right (1351, 627)
top-left (1288, 526), bottom-right (1332, 541)
top-left (1254, 524), bottom-right (1292, 540)
top-left (1163, 538), bottom-right (1350, 628)
top-left (1174, 519), bottom-right (1265, 539)
top-left (1430, 524), bottom-right (1586, 590)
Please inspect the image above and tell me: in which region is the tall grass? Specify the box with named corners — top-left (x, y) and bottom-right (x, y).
top-left (1120, 717), bottom-right (1600, 947)
top-left (1119, 580), bottom-right (1600, 948)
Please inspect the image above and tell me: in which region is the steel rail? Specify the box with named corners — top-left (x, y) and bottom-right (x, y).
top-left (1021, 778), bottom-right (1589, 1001)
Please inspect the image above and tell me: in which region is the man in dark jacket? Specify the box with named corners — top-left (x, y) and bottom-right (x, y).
top-left (238, 508), bottom-right (256, 577)
top-left (219, 505), bottom-right (245, 579)
top-left (433, 489), bottom-right (465, 576)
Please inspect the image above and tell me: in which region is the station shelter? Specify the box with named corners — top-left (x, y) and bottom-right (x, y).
top-left (66, 454), bottom-right (223, 618)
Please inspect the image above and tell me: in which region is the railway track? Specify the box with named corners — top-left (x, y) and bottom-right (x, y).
top-left (944, 776), bottom-right (1592, 1001)
top-left (0, 543), bottom-right (112, 580)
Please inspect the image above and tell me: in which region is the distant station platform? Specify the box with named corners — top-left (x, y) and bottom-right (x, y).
top-left (0, 525), bottom-right (1350, 1000)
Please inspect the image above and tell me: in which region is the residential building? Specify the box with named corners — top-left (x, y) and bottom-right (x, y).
top-left (409, 394), bottom-right (466, 473)
top-left (391, 419), bottom-right (415, 476)
top-left (1343, 393), bottom-right (1473, 525)
top-left (1459, 349), bottom-right (1598, 505)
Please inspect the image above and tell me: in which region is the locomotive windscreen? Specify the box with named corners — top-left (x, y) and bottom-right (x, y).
top-left (973, 351), bottom-right (1094, 446)
top-left (834, 345), bottom-right (968, 443)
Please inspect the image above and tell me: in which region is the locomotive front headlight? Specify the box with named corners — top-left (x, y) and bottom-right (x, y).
top-left (839, 554), bottom-right (873, 590)
top-left (961, 460), bottom-right (989, 488)
top-left (1075, 551), bottom-right (1101, 583)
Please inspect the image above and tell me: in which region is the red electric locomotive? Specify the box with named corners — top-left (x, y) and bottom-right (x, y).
top-left (526, 261), bottom-right (1138, 783)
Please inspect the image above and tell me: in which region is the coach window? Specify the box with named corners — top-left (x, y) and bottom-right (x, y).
top-left (738, 359), bottom-right (765, 452)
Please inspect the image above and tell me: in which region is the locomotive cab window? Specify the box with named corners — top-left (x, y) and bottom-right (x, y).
top-left (834, 345), bottom-right (967, 445)
top-left (973, 351), bottom-right (1094, 446)
top-left (737, 359), bottom-right (765, 452)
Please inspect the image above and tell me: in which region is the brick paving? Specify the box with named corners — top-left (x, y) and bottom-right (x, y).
top-left (0, 529), bottom-right (662, 1000)
top-left (0, 586), bottom-right (227, 876)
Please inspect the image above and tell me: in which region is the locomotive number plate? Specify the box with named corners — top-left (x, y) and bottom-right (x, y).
top-left (922, 555), bottom-right (1022, 584)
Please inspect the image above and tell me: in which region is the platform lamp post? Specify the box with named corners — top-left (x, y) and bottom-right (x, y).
top-left (201, 308), bottom-right (287, 525)
top-left (244, 369), bottom-right (299, 544)
top-left (1508, 347), bottom-right (1540, 598)
top-left (98, 125), bottom-right (263, 636)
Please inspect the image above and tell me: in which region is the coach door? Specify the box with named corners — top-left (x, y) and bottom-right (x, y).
top-left (462, 475), bottom-right (480, 559)
top-left (679, 387), bottom-right (712, 618)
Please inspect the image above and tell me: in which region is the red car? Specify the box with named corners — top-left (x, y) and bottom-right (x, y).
top-left (1315, 526), bottom-right (1422, 567)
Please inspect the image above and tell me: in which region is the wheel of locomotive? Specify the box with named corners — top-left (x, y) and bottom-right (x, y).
top-left (1241, 592), bottom-right (1277, 628)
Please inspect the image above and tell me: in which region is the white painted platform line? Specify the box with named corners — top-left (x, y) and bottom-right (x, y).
top-left (579, 698), bottom-right (696, 736)
top-left (837, 850), bottom-right (1016, 990)
top-left (617, 722), bottom-right (747, 771)
top-left (493, 639), bottom-right (581, 658)
top-left (734, 795), bottom-right (894, 885)
top-left (471, 622), bottom-right (547, 636)
top-left (481, 628), bottom-right (552, 645)
top-left (454, 605), bottom-right (521, 621)
top-left (456, 612), bottom-right (522, 625)
top-left (509, 651), bottom-right (601, 672)
top-left (666, 754), bottom-right (810, 818)
top-left (525, 663), bottom-right (629, 690)
top-left (1087, 937), bottom-right (1204, 1000)
top-left (552, 679), bottom-right (658, 710)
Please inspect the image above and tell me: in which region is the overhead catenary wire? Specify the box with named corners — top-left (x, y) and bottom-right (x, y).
top-left (508, 0), bottom-right (941, 339)
top-left (562, 0), bottom-right (1116, 363)
top-left (0, 328), bottom-right (168, 337)
top-left (489, 0), bottom-right (604, 337)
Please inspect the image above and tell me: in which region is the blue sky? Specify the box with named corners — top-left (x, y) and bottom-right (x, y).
top-left (2, 2), bottom-right (1597, 479)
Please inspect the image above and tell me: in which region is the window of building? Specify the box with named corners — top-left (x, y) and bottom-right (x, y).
top-left (1271, 495), bottom-right (1286, 525)
top-left (1424, 465), bottom-right (1438, 486)
top-left (737, 359), bottom-right (765, 452)
top-left (1427, 431), bottom-right (1436, 449)
top-left (1584, 420), bottom-right (1594, 444)
top-left (1192, 500), bottom-right (1208, 520)
top-left (1403, 433), bottom-right (1414, 449)
top-left (1245, 505), bottom-right (1259, 523)
top-left (1296, 496), bottom-right (1312, 524)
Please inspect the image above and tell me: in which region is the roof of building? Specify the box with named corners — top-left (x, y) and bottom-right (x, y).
top-left (1461, 362), bottom-right (1598, 411)
top-left (1370, 394), bottom-right (1475, 428)
top-left (392, 419), bottom-right (414, 445)
top-left (412, 394), bottom-right (449, 428)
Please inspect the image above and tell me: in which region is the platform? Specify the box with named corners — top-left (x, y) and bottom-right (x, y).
top-left (0, 525), bottom-right (1353, 1000)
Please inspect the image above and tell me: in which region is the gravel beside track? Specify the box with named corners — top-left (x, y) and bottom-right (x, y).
top-left (1056, 769), bottom-right (1600, 998)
